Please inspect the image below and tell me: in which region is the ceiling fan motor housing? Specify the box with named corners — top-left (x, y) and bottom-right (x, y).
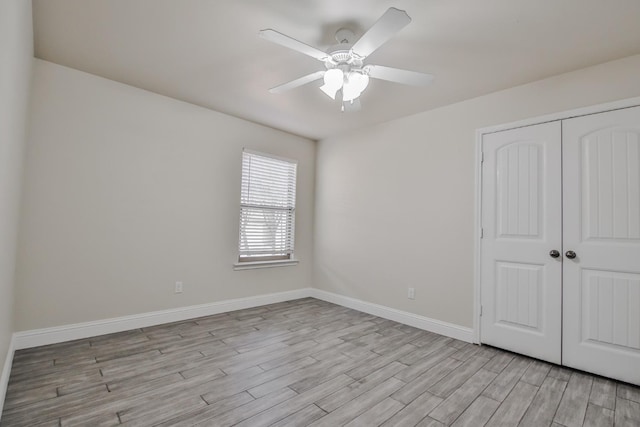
top-left (324, 49), bottom-right (364, 74)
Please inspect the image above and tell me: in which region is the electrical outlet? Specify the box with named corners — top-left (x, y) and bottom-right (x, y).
top-left (175, 281), bottom-right (183, 294)
top-left (408, 287), bottom-right (415, 300)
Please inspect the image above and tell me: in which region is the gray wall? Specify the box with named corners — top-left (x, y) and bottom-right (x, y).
top-left (314, 54), bottom-right (640, 328)
top-left (10, 39), bottom-right (640, 336)
top-left (0, 0), bottom-right (32, 390)
top-left (15, 60), bottom-right (315, 330)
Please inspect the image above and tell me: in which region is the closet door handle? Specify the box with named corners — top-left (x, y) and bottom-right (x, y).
top-left (565, 250), bottom-right (577, 259)
top-left (549, 250), bottom-right (560, 258)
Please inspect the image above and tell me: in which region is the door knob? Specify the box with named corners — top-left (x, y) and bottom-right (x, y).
top-left (565, 250), bottom-right (577, 259)
top-left (549, 250), bottom-right (560, 258)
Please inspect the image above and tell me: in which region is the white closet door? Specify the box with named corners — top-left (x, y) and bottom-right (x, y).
top-left (563, 106), bottom-right (640, 385)
top-left (481, 121), bottom-right (563, 363)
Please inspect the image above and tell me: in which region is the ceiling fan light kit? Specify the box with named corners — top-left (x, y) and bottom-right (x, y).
top-left (259, 7), bottom-right (434, 112)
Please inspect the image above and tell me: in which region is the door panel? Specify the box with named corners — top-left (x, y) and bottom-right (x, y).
top-left (581, 128), bottom-right (640, 241)
top-left (481, 121), bottom-right (562, 364)
top-left (495, 261), bottom-right (542, 329)
top-left (581, 269), bottom-right (640, 350)
top-left (563, 105), bottom-right (640, 385)
top-left (496, 143), bottom-right (542, 238)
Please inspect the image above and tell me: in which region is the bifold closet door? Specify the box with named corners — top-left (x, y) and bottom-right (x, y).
top-left (562, 106), bottom-right (640, 385)
top-left (480, 121), bottom-right (563, 364)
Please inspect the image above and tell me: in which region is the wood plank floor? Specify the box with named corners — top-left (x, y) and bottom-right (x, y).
top-left (2, 298), bottom-right (639, 426)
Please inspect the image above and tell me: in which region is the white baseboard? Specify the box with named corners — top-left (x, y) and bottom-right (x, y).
top-left (13, 288), bottom-right (312, 350)
top-left (0, 336), bottom-right (16, 421)
top-left (310, 289), bottom-right (475, 343)
top-left (11, 287), bottom-right (475, 352)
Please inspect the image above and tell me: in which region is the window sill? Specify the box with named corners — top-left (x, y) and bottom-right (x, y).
top-left (233, 259), bottom-right (299, 271)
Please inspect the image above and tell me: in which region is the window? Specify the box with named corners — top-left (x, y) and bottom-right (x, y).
top-left (235, 149), bottom-right (298, 268)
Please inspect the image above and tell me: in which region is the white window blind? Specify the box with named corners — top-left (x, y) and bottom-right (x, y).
top-left (238, 150), bottom-right (297, 262)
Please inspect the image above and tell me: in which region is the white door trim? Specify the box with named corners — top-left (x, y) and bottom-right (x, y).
top-left (474, 96), bottom-right (640, 346)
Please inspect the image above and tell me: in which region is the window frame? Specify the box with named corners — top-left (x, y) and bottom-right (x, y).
top-left (233, 149), bottom-right (299, 270)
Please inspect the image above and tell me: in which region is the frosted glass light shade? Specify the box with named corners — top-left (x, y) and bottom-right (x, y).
top-left (342, 72), bottom-right (369, 102)
top-left (319, 69), bottom-right (344, 100)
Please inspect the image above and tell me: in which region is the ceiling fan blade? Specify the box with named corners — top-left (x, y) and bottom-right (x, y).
top-left (351, 8), bottom-right (411, 58)
top-left (342, 98), bottom-right (361, 113)
top-left (259, 29), bottom-right (329, 61)
top-left (365, 65), bottom-right (434, 86)
top-left (269, 70), bottom-right (326, 94)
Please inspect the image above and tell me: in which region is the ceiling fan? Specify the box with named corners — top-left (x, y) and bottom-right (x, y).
top-left (259, 7), bottom-right (434, 112)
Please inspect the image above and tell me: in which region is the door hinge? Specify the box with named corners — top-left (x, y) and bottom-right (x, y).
top-left (480, 305), bottom-right (483, 317)
top-left (480, 151), bottom-right (484, 163)
top-left (480, 228), bottom-right (484, 238)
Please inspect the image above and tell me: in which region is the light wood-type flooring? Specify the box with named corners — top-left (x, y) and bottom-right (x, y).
top-left (2, 298), bottom-right (639, 426)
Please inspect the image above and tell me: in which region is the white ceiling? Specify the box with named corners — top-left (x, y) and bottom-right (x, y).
top-left (33, 0), bottom-right (640, 140)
